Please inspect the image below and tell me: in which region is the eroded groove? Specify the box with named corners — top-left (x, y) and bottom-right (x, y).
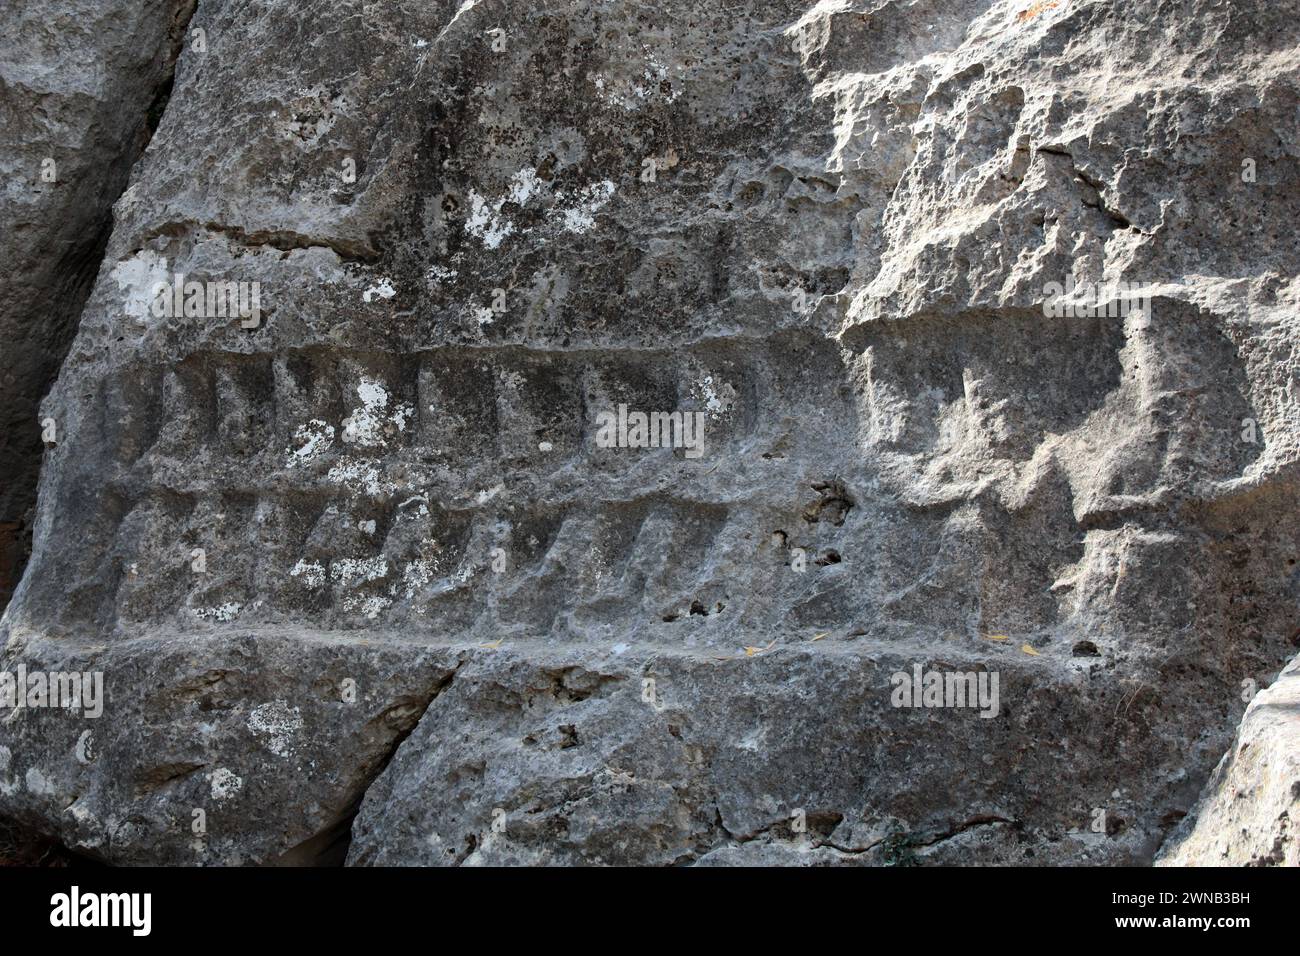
top-left (125, 219), bottom-right (382, 264)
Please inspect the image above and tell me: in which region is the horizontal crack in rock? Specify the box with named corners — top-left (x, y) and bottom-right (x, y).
top-left (126, 219), bottom-right (381, 263)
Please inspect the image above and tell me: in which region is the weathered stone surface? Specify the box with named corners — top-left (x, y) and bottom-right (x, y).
top-left (1, 0), bottom-right (1298, 865)
top-left (347, 644), bottom-right (1199, 866)
top-left (0, 630), bottom-right (462, 865)
top-left (0, 0), bottom-right (195, 610)
top-left (1157, 654), bottom-right (1300, 867)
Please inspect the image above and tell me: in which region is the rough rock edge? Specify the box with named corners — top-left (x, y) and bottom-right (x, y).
top-left (0, 0), bottom-right (198, 611)
top-left (0, 0), bottom-right (199, 860)
top-left (1156, 652), bottom-right (1300, 867)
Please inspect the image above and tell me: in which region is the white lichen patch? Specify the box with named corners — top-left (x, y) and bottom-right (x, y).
top-left (248, 701), bottom-right (304, 758)
top-left (290, 550), bottom-right (438, 612)
top-left (329, 556), bottom-right (389, 586)
top-left (209, 768), bottom-right (243, 801)
top-left (110, 249), bottom-right (169, 324)
top-left (465, 167), bottom-right (617, 247)
top-left (327, 458), bottom-right (393, 497)
top-left (695, 375), bottom-right (738, 415)
top-left (287, 419), bottom-right (335, 466)
top-left (561, 180), bottom-right (616, 233)
top-left (466, 188), bottom-right (517, 249)
top-left (508, 165), bottom-right (543, 205)
top-left (400, 559), bottom-right (433, 596)
top-left (193, 602), bottom-right (242, 623)
top-left (591, 50), bottom-right (684, 111)
top-left (290, 559), bottom-right (326, 588)
top-left (342, 379), bottom-right (388, 445)
top-left (362, 277), bottom-right (397, 302)
top-left (342, 378), bottom-right (415, 447)
top-left (344, 594), bottom-right (391, 619)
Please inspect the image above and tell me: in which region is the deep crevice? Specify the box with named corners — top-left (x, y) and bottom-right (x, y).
top-left (0, 0), bottom-right (200, 617)
top-left (0, 815), bottom-right (106, 868)
top-left (277, 656), bottom-right (467, 866)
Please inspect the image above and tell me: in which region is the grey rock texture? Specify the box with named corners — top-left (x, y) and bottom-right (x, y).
top-left (1157, 654), bottom-right (1300, 866)
top-left (1, 0), bottom-right (1298, 865)
top-left (0, 0), bottom-right (196, 609)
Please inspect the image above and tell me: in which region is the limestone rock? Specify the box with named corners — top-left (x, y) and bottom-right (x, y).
top-left (0, 0), bottom-right (196, 608)
top-left (1157, 655), bottom-right (1300, 867)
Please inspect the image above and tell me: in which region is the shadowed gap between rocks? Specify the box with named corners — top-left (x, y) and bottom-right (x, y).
top-left (274, 658), bottom-right (466, 867)
top-left (0, 0), bottom-right (198, 615)
top-left (0, 0), bottom-right (199, 860)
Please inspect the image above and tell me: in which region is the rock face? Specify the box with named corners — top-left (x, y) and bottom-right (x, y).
top-left (0, 0), bottom-right (196, 610)
top-left (1, 0), bottom-right (1297, 865)
top-left (1157, 654), bottom-right (1300, 867)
